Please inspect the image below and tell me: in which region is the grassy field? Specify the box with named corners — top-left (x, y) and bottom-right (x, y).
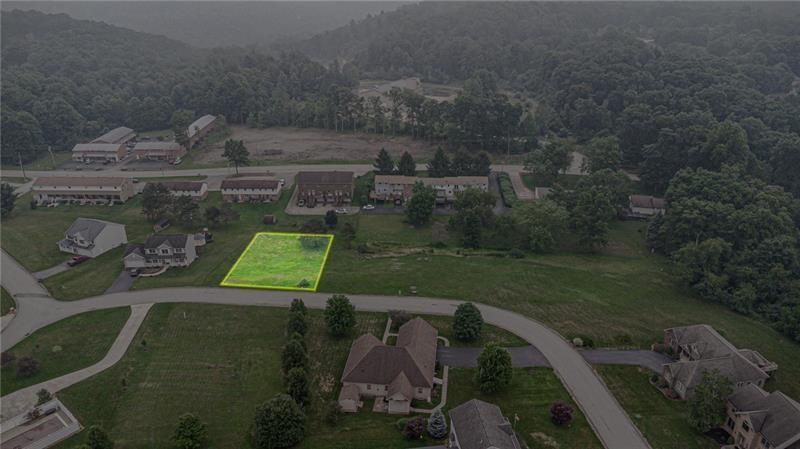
top-left (54, 303), bottom-right (596, 449)
top-left (1, 151), bottom-right (73, 172)
top-left (447, 368), bottom-right (602, 449)
top-left (0, 308), bottom-right (130, 396)
top-left (1, 287), bottom-right (15, 315)
top-left (221, 232), bottom-right (333, 291)
top-left (43, 247), bottom-right (126, 300)
top-left (597, 366), bottom-right (717, 449)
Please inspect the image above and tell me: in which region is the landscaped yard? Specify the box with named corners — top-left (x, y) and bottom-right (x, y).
top-left (221, 232), bottom-right (334, 291)
top-left (597, 366), bottom-right (717, 449)
top-left (0, 307), bottom-right (130, 396)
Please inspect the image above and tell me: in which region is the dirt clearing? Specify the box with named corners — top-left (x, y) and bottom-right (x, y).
top-left (196, 126), bottom-right (436, 164)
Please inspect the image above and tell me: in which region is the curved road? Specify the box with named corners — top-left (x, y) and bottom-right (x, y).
top-left (0, 252), bottom-right (650, 449)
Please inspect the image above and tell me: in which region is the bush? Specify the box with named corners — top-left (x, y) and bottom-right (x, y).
top-left (402, 416), bottom-right (425, 440)
top-left (36, 389), bottom-right (52, 405)
top-left (652, 343), bottom-right (666, 353)
top-left (300, 219), bottom-right (326, 234)
top-left (30, 199), bottom-right (37, 210)
top-left (285, 367), bottom-right (309, 406)
top-left (389, 310), bottom-right (412, 328)
top-left (509, 248), bottom-right (525, 258)
top-left (290, 298), bottom-right (307, 316)
top-left (395, 418), bottom-right (409, 431)
top-left (324, 209), bottom-right (338, 227)
top-left (325, 400), bottom-right (342, 425)
top-left (16, 356), bottom-right (39, 378)
top-left (550, 402), bottom-right (574, 426)
top-left (1, 351), bottom-right (15, 367)
top-left (325, 294), bottom-right (356, 337)
top-left (281, 339), bottom-right (308, 373)
top-left (86, 425), bottom-right (114, 449)
top-left (356, 243), bottom-right (369, 253)
top-left (287, 332), bottom-right (306, 350)
top-left (287, 311), bottom-right (307, 336)
top-left (453, 302), bottom-right (483, 341)
top-left (173, 413), bottom-right (207, 449)
top-left (427, 409), bottom-right (448, 439)
top-left (475, 343), bottom-right (512, 393)
top-left (253, 395), bottom-right (305, 449)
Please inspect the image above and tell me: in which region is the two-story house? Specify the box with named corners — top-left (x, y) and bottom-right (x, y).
top-left (448, 399), bottom-right (523, 449)
top-left (371, 175), bottom-right (489, 205)
top-left (221, 178), bottom-right (281, 203)
top-left (123, 234), bottom-right (198, 270)
top-left (722, 384), bottom-right (800, 449)
top-left (58, 218), bottom-right (128, 258)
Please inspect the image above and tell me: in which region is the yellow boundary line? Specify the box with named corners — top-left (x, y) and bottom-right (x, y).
top-left (220, 232), bottom-right (334, 292)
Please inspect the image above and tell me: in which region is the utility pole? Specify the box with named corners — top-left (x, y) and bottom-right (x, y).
top-left (18, 152), bottom-right (27, 180)
top-left (48, 146), bottom-right (55, 168)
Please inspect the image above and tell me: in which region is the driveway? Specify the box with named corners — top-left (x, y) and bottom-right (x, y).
top-left (0, 253), bottom-right (651, 449)
top-left (105, 271), bottom-right (136, 294)
top-left (33, 261), bottom-right (71, 280)
top-left (580, 349), bottom-right (672, 373)
top-left (437, 346), bottom-right (550, 368)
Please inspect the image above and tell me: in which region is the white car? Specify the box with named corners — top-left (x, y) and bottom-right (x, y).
top-left (361, 204), bottom-right (376, 210)
top-left (335, 208), bottom-right (348, 214)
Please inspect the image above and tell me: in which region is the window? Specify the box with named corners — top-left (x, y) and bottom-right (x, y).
top-left (741, 421), bottom-right (750, 432)
top-left (366, 384), bottom-right (371, 390)
top-left (160, 249), bottom-right (170, 255)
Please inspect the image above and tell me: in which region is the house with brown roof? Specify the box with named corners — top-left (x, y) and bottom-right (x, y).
top-left (221, 178), bottom-right (281, 203)
top-left (371, 175), bottom-right (489, 204)
top-left (159, 181), bottom-right (208, 201)
top-left (628, 194), bottom-right (665, 217)
top-left (32, 177), bottom-right (135, 205)
top-left (91, 126), bottom-right (136, 145)
top-left (448, 399), bottom-right (523, 449)
top-left (71, 143), bottom-right (127, 162)
top-left (722, 384), bottom-right (800, 449)
top-left (133, 141), bottom-right (186, 162)
top-left (662, 325), bottom-right (777, 399)
top-left (338, 317), bottom-right (438, 415)
top-left (296, 171), bottom-right (354, 206)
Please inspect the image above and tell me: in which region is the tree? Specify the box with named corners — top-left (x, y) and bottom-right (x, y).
top-left (141, 183), bottom-right (172, 222)
top-left (171, 109), bottom-right (194, 149)
top-left (472, 151), bottom-right (492, 176)
top-left (36, 388), bottom-right (52, 405)
top-left (402, 416), bottom-right (425, 440)
top-left (285, 367), bottom-right (310, 405)
top-left (173, 413), bottom-right (207, 449)
top-left (86, 425), bottom-right (114, 449)
top-left (427, 148), bottom-right (450, 177)
top-left (453, 302), bottom-right (483, 341)
top-left (462, 210), bottom-right (482, 249)
top-left (16, 356), bottom-right (39, 378)
top-left (222, 139), bottom-right (250, 175)
top-left (1, 183), bottom-right (17, 217)
top-left (281, 339), bottom-right (308, 373)
top-left (513, 199), bottom-right (568, 252)
top-left (290, 298), bottom-right (307, 316)
top-left (525, 142), bottom-right (572, 183)
top-left (583, 136), bottom-right (621, 173)
top-left (324, 209), bottom-right (338, 228)
top-left (325, 400), bottom-right (342, 425)
top-left (172, 196), bottom-right (200, 227)
top-left (374, 148), bottom-right (395, 174)
top-left (427, 409), bottom-right (447, 439)
top-left (450, 151), bottom-right (472, 176)
top-left (397, 151), bottom-right (416, 176)
top-left (287, 311), bottom-right (307, 336)
top-left (550, 402), bottom-right (574, 426)
top-left (325, 294), bottom-right (356, 337)
top-left (204, 206), bottom-right (221, 227)
top-left (452, 188), bottom-right (495, 228)
top-left (688, 370), bottom-right (733, 432)
top-left (253, 395), bottom-right (305, 449)
top-left (340, 222), bottom-right (357, 249)
top-left (405, 182), bottom-right (436, 227)
top-left (571, 186), bottom-right (615, 251)
top-left (475, 343), bottom-right (512, 393)
top-left (689, 121), bottom-right (755, 172)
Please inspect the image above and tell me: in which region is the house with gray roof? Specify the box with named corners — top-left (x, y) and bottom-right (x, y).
top-left (338, 317), bottom-right (438, 414)
top-left (448, 399), bottom-right (522, 449)
top-left (662, 325), bottom-right (777, 399)
top-left (186, 115), bottom-right (217, 148)
top-left (91, 126), bottom-right (135, 145)
top-left (123, 234), bottom-right (199, 270)
top-left (71, 143), bottom-right (126, 162)
top-left (722, 384), bottom-right (800, 449)
top-left (58, 218), bottom-right (127, 258)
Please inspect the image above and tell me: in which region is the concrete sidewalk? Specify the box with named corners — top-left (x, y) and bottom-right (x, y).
top-left (33, 262), bottom-right (71, 280)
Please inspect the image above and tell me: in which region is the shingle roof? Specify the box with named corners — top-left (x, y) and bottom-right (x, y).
top-left (72, 143), bottom-right (123, 153)
top-left (342, 318), bottom-right (437, 389)
top-left (123, 243), bottom-right (144, 258)
top-left (449, 399), bottom-right (522, 449)
top-left (33, 177), bottom-right (128, 188)
top-left (387, 372), bottom-right (414, 401)
top-left (666, 324), bottom-right (738, 359)
top-left (159, 181), bottom-right (206, 192)
top-left (729, 385), bottom-right (800, 447)
top-left (665, 354), bottom-right (769, 391)
top-left (91, 127), bottom-right (134, 144)
top-left (221, 179), bottom-right (280, 190)
top-left (144, 234), bottom-right (188, 249)
top-left (374, 175), bottom-right (489, 187)
top-left (629, 194), bottom-right (665, 209)
top-left (134, 141), bottom-right (182, 151)
top-left (187, 115), bottom-right (216, 138)
top-left (338, 384), bottom-right (360, 402)
top-left (297, 171), bottom-right (354, 185)
top-left (65, 218), bottom-right (115, 241)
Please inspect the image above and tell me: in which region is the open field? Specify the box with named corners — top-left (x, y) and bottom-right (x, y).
top-left (193, 126), bottom-right (437, 165)
top-left (221, 232), bottom-right (334, 291)
top-left (0, 308), bottom-right (130, 396)
top-left (1, 151), bottom-right (73, 172)
top-left (597, 366), bottom-right (717, 449)
top-left (1, 287), bottom-right (15, 315)
top-left (52, 303), bottom-right (594, 449)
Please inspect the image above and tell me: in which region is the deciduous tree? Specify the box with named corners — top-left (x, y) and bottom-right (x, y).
top-left (453, 302), bottom-right (483, 341)
top-left (173, 413), bottom-right (207, 449)
top-left (688, 370), bottom-right (733, 432)
top-left (253, 395), bottom-right (305, 449)
top-left (325, 294), bottom-right (356, 337)
top-left (475, 343), bottom-right (512, 393)
top-left (405, 182), bottom-right (436, 227)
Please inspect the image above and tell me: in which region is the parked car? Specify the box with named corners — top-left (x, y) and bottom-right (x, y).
top-left (67, 255), bottom-right (90, 267)
top-left (335, 208), bottom-right (348, 214)
top-left (129, 268), bottom-right (140, 277)
top-left (361, 204), bottom-right (376, 210)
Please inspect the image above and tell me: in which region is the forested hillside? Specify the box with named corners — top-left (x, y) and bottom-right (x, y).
top-left (0, 10), bottom-right (357, 163)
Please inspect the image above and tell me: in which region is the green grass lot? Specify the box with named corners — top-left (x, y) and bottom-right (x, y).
top-left (447, 368), bottom-right (602, 449)
top-left (0, 308), bottom-right (130, 396)
top-left (598, 366), bottom-right (716, 449)
top-left (53, 303), bottom-right (594, 449)
top-left (43, 247), bottom-right (127, 300)
top-left (221, 233), bottom-right (333, 291)
top-left (522, 173), bottom-right (583, 190)
top-left (1, 151), bottom-right (73, 172)
top-left (137, 128), bottom-right (173, 139)
top-left (1, 287), bottom-right (15, 315)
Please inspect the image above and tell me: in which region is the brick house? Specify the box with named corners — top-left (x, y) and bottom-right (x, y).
top-left (32, 177), bottom-right (135, 204)
top-left (296, 171), bottom-right (354, 206)
top-left (133, 141), bottom-right (186, 162)
top-left (221, 178), bottom-right (281, 203)
top-left (371, 175), bottom-right (489, 204)
top-left (71, 143), bottom-right (126, 162)
top-left (722, 384), bottom-right (800, 449)
top-left (159, 181), bottom-right (208, 201)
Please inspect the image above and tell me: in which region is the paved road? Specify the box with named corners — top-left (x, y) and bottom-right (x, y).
top-left (0, 304), bottom-right (152, 421)
top-left (580, 349), bottom-right (671, 373)
top-left (0, 253), bottom-right (651, 449)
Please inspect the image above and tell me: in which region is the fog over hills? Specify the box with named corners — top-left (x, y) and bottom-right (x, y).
top-left (1, 1), bottom-right (408, 48)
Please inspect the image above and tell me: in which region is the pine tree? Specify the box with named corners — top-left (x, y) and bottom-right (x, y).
top-left (374, 148), bottom-right (395, 174)
top-left (427, 409), bottom-right (448, 439)
top-left (397, 151), bottom-right (417, 176)
top-left (427, 147), bottom-right (450, 177)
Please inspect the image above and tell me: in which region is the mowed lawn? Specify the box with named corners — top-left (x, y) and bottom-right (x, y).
top-left (221, 233), bottom-right (333, 291)
top-left (0, 307), bottom-right (130, 395)
top-left (1, 287), bottom-right (15, 315)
